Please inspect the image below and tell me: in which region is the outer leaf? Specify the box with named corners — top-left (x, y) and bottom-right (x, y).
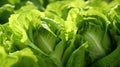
top-left (0, 46), bottom-right (17, 67)
top-left (66, 42), bottom-right (88, 67)
top-left (91, 41), bottom-right (120, 67)
top-left (11, 48), bottom-right (39, 67)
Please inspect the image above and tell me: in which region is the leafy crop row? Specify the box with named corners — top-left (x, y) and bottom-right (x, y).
top-left (0, 0), bottom-right (120, 67)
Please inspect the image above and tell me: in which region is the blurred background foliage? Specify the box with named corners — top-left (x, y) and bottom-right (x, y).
top-left (0, 0), bottom-right (120, 24)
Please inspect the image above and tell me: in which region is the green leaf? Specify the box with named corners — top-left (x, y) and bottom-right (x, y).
top-left (10, 48), bottom-right (39, 67)
top-left (0, 46), bottom-right (17, 67)
top-left (66, 42), bottom-right (88, 67)
top-left (33, 27), bottom-right (59, 54)
top-left (50, 40), bottom-right (66, 67)
top-left (91, 41), bottom-right (120, 67)
top-left (0, 4), bottom-right (14, 24)
top-left (45, 0), bottom-right (85, 20)
top-left (108, 4), bottom-right (120, 35)
top-left (0, 23), bottom-right (13, 52)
